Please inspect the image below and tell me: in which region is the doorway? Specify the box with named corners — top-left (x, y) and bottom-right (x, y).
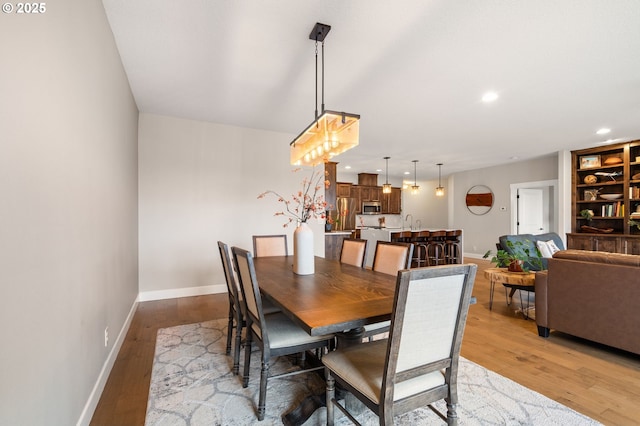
top-left (510, 180), bottom-right (558, 235)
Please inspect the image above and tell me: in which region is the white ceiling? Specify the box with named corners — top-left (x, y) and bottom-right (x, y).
top-left (103, 0), bottom-right (640, 181)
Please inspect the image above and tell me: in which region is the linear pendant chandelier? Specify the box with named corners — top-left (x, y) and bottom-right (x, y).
top-left (290, 23), bottom-right (360, 166)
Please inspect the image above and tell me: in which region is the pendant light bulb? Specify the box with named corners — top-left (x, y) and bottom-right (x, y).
top-left (435, 163), bottom-right (445, 197)
top-left (382, 156), bottom-right (392, 194)
top-left (411, 160), bottom-right (420, 195)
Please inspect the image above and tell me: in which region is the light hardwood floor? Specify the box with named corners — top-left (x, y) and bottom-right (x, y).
top-left (90, 258), bottom-right (640, 425)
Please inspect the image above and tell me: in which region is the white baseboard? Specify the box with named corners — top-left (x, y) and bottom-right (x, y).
top-left (463, 252), bottom-right (489, 260)
top-left (139, 284), bottom-right (227, 302)
top-left (76, 296), bottom-right (139, 426)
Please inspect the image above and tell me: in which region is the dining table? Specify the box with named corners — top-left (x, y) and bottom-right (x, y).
top-left (253, 255), bottom-right (398, 341)
top-left (252, 255), bottom-right (398, 425)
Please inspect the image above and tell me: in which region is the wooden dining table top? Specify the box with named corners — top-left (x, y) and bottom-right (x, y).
top-left (253, 255), bottom-right (397, 336)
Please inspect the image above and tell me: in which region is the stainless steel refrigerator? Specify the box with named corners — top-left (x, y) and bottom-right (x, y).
top-left (336, 197), bottom-right (358, 231)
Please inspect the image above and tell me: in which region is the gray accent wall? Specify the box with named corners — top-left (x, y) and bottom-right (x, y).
top-left (451, 155), bottom-right (559, 257)
top-left (0, 1), bottom-right (139, 424)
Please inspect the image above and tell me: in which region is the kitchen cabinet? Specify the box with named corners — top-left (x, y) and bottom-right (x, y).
top-left (382, 187), bottom-right (402, 214)
top-left (360, 186), bottom-right (381, 202)
top-left (357, 173), bottom-right (378, 186)
top-left (336, 182), bottom-right (352, 198)
top-left (324, 232), bottom-right (352, 260)
top-left (350, 186), bottom-right (361, 213)
top-left (568, 140), bottom-right (640, 254)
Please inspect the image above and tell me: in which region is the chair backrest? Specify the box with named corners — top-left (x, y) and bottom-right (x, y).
top-left (339, 238), bottom-right (367, 268)
top-left (217, 241), bottom-right (242, 314)
top-left (372, 241), bottom-right (413, 276)
top-left (381, 264), bottom-right (477, 407)
top-left (253, 234), bottom-right (288, 257)
top-left (231, 246), bottom-right (268, 342)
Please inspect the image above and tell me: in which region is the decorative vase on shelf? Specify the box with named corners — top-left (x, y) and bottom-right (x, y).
top-left (293, 222), bottom-right (314, 275)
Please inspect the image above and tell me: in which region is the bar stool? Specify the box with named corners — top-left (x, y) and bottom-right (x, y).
top-left (426, 230), bottom-right (447, 266)
top-left (444, 230), bottom-right (462, 264)
top-left (410, 230), bottom-right (429, 267)
top-left (390, 230), bottom-right (412, 243)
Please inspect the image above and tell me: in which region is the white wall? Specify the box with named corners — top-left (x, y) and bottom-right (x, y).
top-left (0, 0), bottom-right (139, 424)
top-left (451, 154), bottom-right (559, 257)
top-left (402, 178), bottom-right (449, 229)
top-left (138, 113), bottom-right (325, 296)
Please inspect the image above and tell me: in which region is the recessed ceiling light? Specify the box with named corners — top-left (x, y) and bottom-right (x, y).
top-left (376, 168), bottom-right (382, 172)
top-left (596, 128), bottom-right (611, 135)
top-left (510, 156), bottom-right (519, 160)
top-left (344, 165), bottom-right (351, 169)
top-left (404, 171), bottom-right (410, 175)
top-left (482, 92), bottom-right (499, 103)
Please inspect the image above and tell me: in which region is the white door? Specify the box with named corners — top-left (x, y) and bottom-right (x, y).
top-left (517, 188), bottom-right (546, 234)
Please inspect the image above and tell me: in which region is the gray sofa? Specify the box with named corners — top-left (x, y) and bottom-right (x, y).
top-left (498, 232), bottom-right (565, 271)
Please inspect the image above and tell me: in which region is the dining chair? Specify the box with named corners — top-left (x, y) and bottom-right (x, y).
top-left (231, 246), bottom-right (334, 421)
top-left (323, 264), bottom-right (477, 425)
top-left (217, 241), bottom-right (280, 375)
top-left (339, 238), bottom-right (368, 268)
top-left (252, 234), bottom-right (288, 257)
top-left (217, 241), bottom-right (245, 375)
top-left (371, 241), bottom-right (413, 276)
top-left (364, 241), bottom-right (414, 340)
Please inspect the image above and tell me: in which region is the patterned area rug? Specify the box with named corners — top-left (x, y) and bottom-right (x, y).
top-left (145, 319), bottom-right (600, 425)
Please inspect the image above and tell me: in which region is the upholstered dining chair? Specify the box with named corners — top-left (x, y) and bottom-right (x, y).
top-left (371, 241), bottom-right (413, 276)
top-left (231, 246), bottom-right (334, 421)
top-left (323, 264), bottom-right (477, 425)
top-left (364, 241), bottom-right (414, 340)
top-left (339, 238), bottom-right (368, 268)
top-left (217, 241), bottom-right (280, 375)
top-left (252, 234), bottom-right (288, 257)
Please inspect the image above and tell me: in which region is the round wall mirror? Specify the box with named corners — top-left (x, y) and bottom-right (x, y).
top-left (466, 185), bottom-right (494, 215)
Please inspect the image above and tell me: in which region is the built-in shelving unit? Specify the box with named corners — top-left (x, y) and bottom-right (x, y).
top-left (568, 140), bottom-right (640, 254)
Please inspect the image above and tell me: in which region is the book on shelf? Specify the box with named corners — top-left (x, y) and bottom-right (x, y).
top-left (600, 202), bottom-right (624, 217)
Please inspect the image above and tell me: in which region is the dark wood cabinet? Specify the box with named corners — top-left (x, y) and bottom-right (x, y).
top-left (382, 187), bottom-right (401, 214)
top-left (569, 140), bottom-right (640, 254)
top-left (336, 182), bottom-right (352, 198)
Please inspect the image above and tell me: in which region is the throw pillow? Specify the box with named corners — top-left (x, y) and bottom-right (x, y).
top-left (536, 240), bottom-right (552, 258)
top-left (536, 240), bottom-right (561, 258)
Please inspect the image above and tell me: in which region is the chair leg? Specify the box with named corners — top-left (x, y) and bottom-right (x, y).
top-left (242, 332), bottom-right (252, 388)
top-left (326, 370), bottom-right (335, 426)
top-left (258, 360), bottom-right (269, 421)
top-left (225, 304), bottom-right (233, 355)
top-left (233, 320), bottom-right (242, 375)
top-left (445, 389), bottom-right (459, 425)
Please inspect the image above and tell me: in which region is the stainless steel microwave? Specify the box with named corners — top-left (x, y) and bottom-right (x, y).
top-left (362, 201), bottom-right (382, 214)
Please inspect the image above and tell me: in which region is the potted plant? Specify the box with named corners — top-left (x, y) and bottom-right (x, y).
top-left (483, 240), bottom-right (543, 272)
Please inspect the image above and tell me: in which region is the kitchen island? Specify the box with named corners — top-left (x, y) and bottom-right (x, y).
top-left (360, 228), bottom-right (463, 268)
top-left (324, 231), bottom-right (354, 260)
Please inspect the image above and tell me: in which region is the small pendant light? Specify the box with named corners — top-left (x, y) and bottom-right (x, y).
top-left (382, 156), bottom-right (392, 194)
top-left (411, 160), bottom-right (420, 195)
top-left (435, 163), bottom-right (445, 196)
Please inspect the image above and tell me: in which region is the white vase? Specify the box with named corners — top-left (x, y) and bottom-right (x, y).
top-left (293, 222), bottom-right (314, 275)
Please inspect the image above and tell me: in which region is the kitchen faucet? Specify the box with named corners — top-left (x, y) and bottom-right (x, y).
top-left (405, 214), bottom-right (413, 230)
